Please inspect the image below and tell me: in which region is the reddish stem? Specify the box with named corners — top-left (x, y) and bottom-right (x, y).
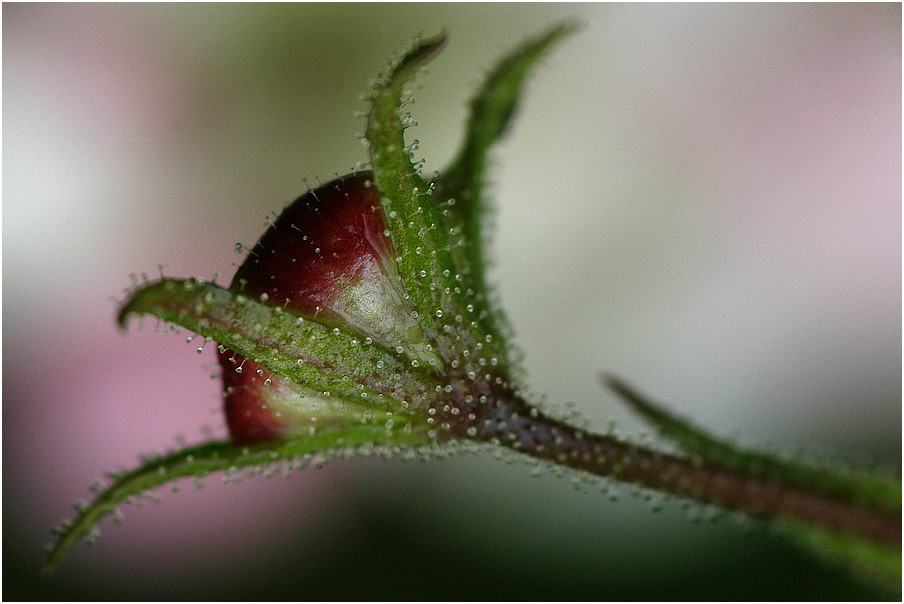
top-left (448, 389), bottom-right (900, 545)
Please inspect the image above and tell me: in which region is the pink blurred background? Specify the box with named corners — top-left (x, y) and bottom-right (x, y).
top-left (4, 4), bottom-right (900, 599)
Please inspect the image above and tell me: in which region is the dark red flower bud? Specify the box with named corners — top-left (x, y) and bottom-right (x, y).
top-left (218, 172), bottom-right (437, 443)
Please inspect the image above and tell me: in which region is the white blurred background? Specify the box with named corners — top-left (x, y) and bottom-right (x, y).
top-left (4, 4), bottom-right (900, 599)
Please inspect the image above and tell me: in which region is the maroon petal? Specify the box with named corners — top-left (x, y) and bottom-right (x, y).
top-left (233, 172), bottom-right (385, 320)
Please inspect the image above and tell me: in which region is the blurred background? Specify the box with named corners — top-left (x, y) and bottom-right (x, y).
top-left (4, 3), bottom-right (900, 599)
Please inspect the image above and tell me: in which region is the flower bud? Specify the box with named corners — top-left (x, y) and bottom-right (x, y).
top-left (220, 172), bottom-right (439, 442)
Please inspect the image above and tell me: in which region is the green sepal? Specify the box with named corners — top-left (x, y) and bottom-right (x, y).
top-left (433, 22), bottom-right (579, 371)
top-left (435, 22), bottom-right (579, 288)
top-left (365, 34), bottom-right (459, 358)
top-left (43, 425), bottom-right (434, 575)
top-left (119, 279), bottom-right (438, 413)
top-left (365, 25), bottom-right (579, 372)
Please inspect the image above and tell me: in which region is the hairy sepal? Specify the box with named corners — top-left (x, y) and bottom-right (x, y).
top-left (118, 278), bottom-right (437, 420)
top-left (42, 424), bottom-right (434, 576)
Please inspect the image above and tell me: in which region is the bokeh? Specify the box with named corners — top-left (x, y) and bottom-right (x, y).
top-left (4, 4), bottom-right (900, 599)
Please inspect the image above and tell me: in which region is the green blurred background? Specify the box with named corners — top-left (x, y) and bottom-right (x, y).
top-left (4, 3), bottom-right (900, 599)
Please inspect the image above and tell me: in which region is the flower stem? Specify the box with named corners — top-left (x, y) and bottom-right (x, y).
top-left (470, 395), bottom-right (901, 546)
